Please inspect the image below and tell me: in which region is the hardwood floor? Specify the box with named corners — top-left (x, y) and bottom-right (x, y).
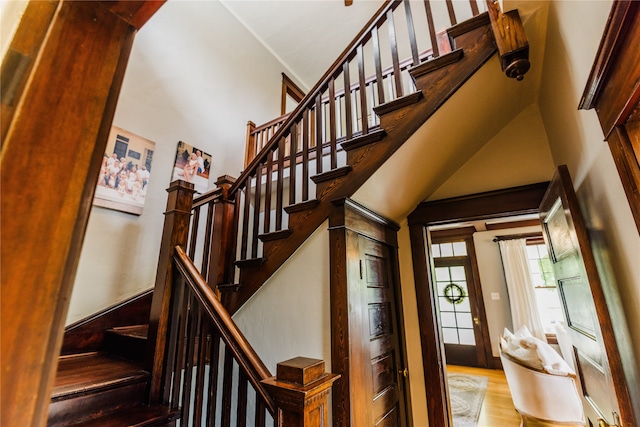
top-left (446, 365), bottom-right (585, 427)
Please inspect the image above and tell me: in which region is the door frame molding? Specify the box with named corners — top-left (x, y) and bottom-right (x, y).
top-left (329, 197), bottom-right (412, 427)
top-left (407, 182), bottom-right (549, 427)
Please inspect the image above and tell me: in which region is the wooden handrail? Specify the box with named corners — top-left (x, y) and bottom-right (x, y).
top-left (173, 245), bottom-right (276, 414)
top-left (229, 0), bottom-right (400, 196)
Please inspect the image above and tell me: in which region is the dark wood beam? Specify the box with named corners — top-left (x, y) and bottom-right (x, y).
top-left (408, 182), bottom-right (549, 226)
top-left (0, 2), bottom-right (163, 426)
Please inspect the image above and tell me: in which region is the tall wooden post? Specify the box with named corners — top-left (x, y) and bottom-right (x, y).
top-left (145, 180), bottom-right (195, 403)
top-left (244, 121), bottom-right (257, 168)
top-left (207, 175), bottom-right (237, 293)
top-left (0, 2), bottom-right (164, 426)
top-left (487, 0), bottom-right (530, 80)
top-left (262, 357), bottom-right (340, 427)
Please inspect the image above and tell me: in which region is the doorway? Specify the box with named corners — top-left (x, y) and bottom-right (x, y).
top-left (407, 182), bottom-right (549, 427)
top-left (429, 229), bottom-right (490, 368)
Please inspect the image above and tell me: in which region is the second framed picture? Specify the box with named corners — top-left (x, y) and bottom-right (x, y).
top-left (171, 141), bottom-right (212, 194)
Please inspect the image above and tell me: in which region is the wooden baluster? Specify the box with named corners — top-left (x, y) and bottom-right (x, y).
top-left (387, 10), bottom-right (403, 98)
top-left (301, 110), bottom-right (310, 201)
top-left (237, 370), bottom-right (248, 427)
top-left (207, 175), bottom-right (237, 290)
top-left (201, 201), bottom-right (215, 279)
top-left (207, 330), bottom-right (221, 425)
top-left (188, 206), bottom-right (200, 259)
top-left (372, 27), bottom-right (385, 104)
top-left (262, 358), bottom-right (340, 427)
top-left (194, 320), bottom-right (210, 427)
top-left (328, 78), bottom-right (337, 169)
top-left (404, 0), bottom-right (420, 66)
top-left (171, 284), bottom-right (190, 410)
top-left (240, 182), bottom-right (251, 260)
top-left (181, 297), bottom-right (200, 423)
top-left (423, 0), bottom-right (439, 58)
top-left (244, 121), bottom-right (256, 168)
top-left (251, 163), bottom-right (263, 258)
top-left (470, 0), bottom-right (479, 16)
top-left (289, 123), bottom-right (298, 208)
top-left (263, 151), bottom-right (273, 234)
top-left (255, 400), bottom-right (266, 427)
top-left (164, 273), bottom-right (186, 407)
top-left (446, 0), bottom-right (457, 25)
top-left (357, 45), bottom-right (369, 134)
top-left (315, 94), bottom-right (324, 174)
top-left (275, 138), bottom-right (285, 230)
top-left (343, 62), bottom-right (353, 140)
top-left (221, 348), bottom-right (234, 427)
top-left (146, 180), bottom-right (195, 404)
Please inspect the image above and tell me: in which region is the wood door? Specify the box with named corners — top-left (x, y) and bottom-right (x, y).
top-left (539, 165), bottom-right (635, 427)
top-left (432, 256), bottom-right (486, 367)
top-left (360, 235), bottom-right (408, 427)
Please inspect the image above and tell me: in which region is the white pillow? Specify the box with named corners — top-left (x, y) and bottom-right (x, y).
top-left (501, 326), bottom-right (575, 376)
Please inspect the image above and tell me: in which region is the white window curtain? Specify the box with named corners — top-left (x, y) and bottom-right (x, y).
top-left (498, 239), bottom-right (546, 341)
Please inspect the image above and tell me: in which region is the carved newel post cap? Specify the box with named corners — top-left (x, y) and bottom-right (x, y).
top-left (505, 58), bottom-right (530, 81)
top-left (276, 357), bottom-right (326, 385)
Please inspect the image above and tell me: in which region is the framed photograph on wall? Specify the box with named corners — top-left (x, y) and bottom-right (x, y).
top-left (92, 126), bottom-right (155, 215)
top-left (171, 141), bottom-right (212, 194)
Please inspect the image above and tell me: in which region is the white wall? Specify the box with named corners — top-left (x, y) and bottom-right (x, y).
top-left (538, 0), bottom-right (640, 406)
top-left (232, 222), bottom-right (332, 374)
top-left (0, 0), bottom-right (28, 59)
top-left (67, 0), bottom-right (286, 324)
top-left (429, 103), bottom-right (555, 200)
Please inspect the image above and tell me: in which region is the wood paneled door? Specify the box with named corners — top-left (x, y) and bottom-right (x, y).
top-left (539, 166), bottom-right (636, 427)
top-left (329, 199), bottom-right (410, 427)
top-left (360, 235), bottom-right (408, 427)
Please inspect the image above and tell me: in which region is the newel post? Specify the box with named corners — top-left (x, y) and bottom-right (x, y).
top-left (145, 180), bottom-right (195, 403)
top-left (244, 121), bottom-right (257, 168)
top-left (262, 357), bottom-right (340, 427)
top-left (487, 0), bottom-right (530, 81)
top-left (207, 175), bottom-right (237, 293)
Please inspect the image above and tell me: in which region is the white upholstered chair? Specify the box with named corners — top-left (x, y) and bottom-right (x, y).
top-left (500, 350), bottom-right (585, 426)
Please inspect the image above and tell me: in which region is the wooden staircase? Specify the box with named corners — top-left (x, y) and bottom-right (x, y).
top-left (49, 327), bottom-right (178, 427)
top-left (217, 11), bottom-right (501, 314)
top-left (47, 1), bottom-right (529, 425)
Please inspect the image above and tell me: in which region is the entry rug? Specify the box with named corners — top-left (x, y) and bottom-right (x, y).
top-left (447, 373), bottom-right (488, 427)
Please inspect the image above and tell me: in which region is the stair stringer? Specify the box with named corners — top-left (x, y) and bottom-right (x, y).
top-left (223, 18), bottom-right (497, 315)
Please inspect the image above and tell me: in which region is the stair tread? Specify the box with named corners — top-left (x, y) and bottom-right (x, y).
top-left (53, 353), bottom-right (147, 400)
top-left (67, 404), bottom-right (179, 427)
top-left (106, 324), bottom-right (149, 339)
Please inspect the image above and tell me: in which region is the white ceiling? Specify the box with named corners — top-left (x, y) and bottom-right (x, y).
top-left (219, 0), bottom-right (382, 89)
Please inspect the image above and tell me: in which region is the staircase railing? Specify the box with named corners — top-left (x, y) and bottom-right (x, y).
top-left (147, 181), bottom-right (338, 427)
top-left (221, 0), bottom-right (487, 280)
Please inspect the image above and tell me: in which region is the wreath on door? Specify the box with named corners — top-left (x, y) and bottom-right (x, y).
top-left (443, 283), bottom-right (466, 305)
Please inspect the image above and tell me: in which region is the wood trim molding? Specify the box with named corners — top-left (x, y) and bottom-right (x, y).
top-left (408, 182), bottom-right (549, 226)
top-left (281, 72), bottom-right (306, 115)
top-left (578, 0), bottom-right (640, 234)
top-left (579, 0), bottom-right (638, 114)
top-left (430, 225), bottom-right (476, 241)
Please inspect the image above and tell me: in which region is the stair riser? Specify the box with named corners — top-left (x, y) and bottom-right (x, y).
top-left (48, 380), bottom-right (146, 427)
top-left (103, 334), bottom-right (147, 363)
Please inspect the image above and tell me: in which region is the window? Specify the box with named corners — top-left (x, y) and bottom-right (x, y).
top-left (525, 243), bottom-right (564, 334)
